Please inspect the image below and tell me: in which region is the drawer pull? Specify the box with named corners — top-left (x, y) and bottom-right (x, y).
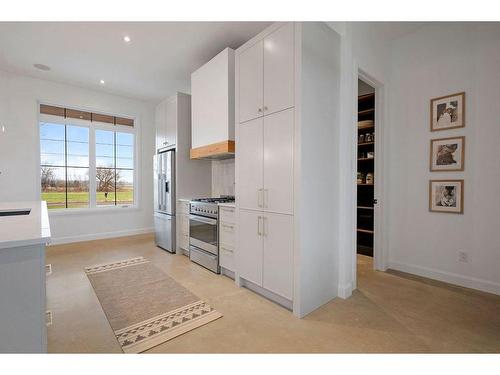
top-left (221, 247), bottom-right (234, 253)
top-left (222, 224), bottom-right (234, 230)
top-left (221, 207), bottom-right (234, 213)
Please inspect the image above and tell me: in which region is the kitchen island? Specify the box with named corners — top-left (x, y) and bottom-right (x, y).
top-left (0, 201), bottom-right (51, 353)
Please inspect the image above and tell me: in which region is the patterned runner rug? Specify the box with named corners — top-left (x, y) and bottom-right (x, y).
top-left (85, 256), bottom-right (222, 353)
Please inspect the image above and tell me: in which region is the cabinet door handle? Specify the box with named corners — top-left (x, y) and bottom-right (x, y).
top-left (257, 216), bottom-right (263, 236)
top-left (263, 189), bottom-right (268, 208)
top-left (257, 189), bottom-right (263, 208)
top-left (263, 106), bottom-right (268, 111)
top-left (221, 246), bottom-right (234, 254)
top-left (263, 216), bottom-right (268, 237)
top-left (258, 108), bottom-right (262, 113)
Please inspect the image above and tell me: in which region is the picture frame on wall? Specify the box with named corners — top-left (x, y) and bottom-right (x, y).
top-left (429, 179), bottom-right (464, 214)
top-left (430, 136), bottom-right (465, 172)
top-left (430, 92), bottom-right (465, 131)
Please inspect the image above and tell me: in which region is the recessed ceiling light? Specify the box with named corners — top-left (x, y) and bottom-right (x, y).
top-left (99, 79), bottom-right (105, 85)
top-left (33, 63), bottom-right (51, 71)
top-left (123, 36), bottom-right (131, 43)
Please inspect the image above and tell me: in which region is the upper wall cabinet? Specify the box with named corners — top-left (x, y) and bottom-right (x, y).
top-left (155, 97), bottom-right (177, 151)
top-left (238, 41), bottom-right (264, 123)
top-left (238, 23), bottom-right (294, 124)
top-left (263, 23), bottom-right (295, 116)
top-left (191, 47), bottom-right (235, 159)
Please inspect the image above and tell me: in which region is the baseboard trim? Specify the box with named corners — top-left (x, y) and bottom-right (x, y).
top-left (221, 267), bottom-right (235, 280)
top-left (337, 282), bottom-right (353, 299)
top-left (49, 227), bottom-right (154, 245)
top-left (240, 278), bottom-right (293, 311)
top-left (388, 261), bottom-right (500, 296)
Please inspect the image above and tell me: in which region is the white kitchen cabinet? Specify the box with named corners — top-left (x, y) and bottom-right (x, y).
top-left (219, 204), bottom-right (236, 272)
top-left (155, 100), bottom-right (167, 151)
top-left (237, 23), bottom-right (294, 123)
top-left (219, 205), bottom-right (236, 224)
top-left (0, 201), bottom-right (50, 353)
top-left (238, 40), bottom-right (264, 123)
top-left (262, 213), bottom-right (293, 300)
top-left (237, 210), bottom-right (293, 300)
top-left (237, 209), bottom-right (263, 286)
top-left (236, 23), bottom-right (340, 317)
top-left (237, 117), bottom-right (264, 211)
top-left (176, 199), bottom-right (191, 254)
top-left (237, 108), bottom-right (293, 214)
top-left (180, 214), bottom-right (190, 235)
top-left (263, 23), bottom-right (295, 116)
top-left (165, 97), bottom-right (177, 147)
top-left (179, 233), bottom-right (189, 252)
top-left (263, 108), bottom-right (294, 214)
top-left (155, 97), bottom-right (178, 151)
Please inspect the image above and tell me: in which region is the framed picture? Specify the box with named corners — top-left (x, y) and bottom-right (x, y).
top-left (430, 92), bottom-right (465, 131)
top-left (430, 136), bottom-right (465, 171)
top-left (429, 179), bottom-right (464, 214)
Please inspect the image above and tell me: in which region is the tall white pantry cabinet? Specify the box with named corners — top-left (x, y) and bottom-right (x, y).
top-left (235, 22), bottom-right (341, 317)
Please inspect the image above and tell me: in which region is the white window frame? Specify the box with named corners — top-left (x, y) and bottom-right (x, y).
top-left (37, 102), bottom-right (141, 215)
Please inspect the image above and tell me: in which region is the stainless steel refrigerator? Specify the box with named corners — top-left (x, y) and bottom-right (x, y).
top-left (153, 149), bottom-right (176, 253)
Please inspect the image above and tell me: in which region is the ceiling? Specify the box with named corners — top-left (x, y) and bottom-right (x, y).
top-left (363, 22), bottom-right (428, 41)
top-left (0, 22), bottom-right (271, 103)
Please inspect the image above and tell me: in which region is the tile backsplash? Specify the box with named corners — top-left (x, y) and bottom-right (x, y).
top-left (212, 159), bottom-right (235, 197)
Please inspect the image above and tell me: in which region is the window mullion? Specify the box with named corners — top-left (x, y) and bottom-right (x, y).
top-left (64, 125), bottom-right (68, 209)
top-left (89, 127), bottom-right (97, 208)
top-left (114, 131), bottom-right (117, 206)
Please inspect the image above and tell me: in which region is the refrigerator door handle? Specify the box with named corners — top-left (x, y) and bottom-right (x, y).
top-left (159, 175), bottom-right (165, 211)
top-left (165, 180), bottom-right (170, 193)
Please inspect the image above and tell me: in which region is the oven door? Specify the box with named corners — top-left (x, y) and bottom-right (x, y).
top-left (189, 214), bottom-right (218, 255)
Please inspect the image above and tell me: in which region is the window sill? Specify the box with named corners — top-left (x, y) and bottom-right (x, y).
top-left (47, 205), bottom-right (141, 216)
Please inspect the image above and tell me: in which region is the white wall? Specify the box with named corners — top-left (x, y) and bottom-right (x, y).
top-left (295, 22), bottom-right (341, 316)
top-left (387, 23), bottom-right (500, 294)
top-left (332, 21), bottom-right (393, 296)
top-left (0, 70), bottom-right (156, 243)
top-left (331, 22), bottom-right (500, 296)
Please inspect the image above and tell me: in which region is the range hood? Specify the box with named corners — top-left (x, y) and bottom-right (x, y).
top-left (190, 48), bottom-right (235, 160)
top-left (190, 140), bottom-right (235, 160)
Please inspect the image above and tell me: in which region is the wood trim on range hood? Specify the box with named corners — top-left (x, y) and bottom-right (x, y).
top-left (190, 140), bottom-right (235, 160)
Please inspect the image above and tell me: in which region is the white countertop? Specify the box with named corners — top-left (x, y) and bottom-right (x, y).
top-left (0, 201), bottom-right (51, 250)
top-left (218, 202), bottom-right (235, 208)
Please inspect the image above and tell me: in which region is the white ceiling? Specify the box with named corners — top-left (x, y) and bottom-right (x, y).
top-left (363, 22), bottom-right (428, 41)
top-left (0, 22), bottom-right (271, 103)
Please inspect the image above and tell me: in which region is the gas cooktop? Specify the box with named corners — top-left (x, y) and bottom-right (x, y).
top-left (191, 196), bottom-right (235, 204)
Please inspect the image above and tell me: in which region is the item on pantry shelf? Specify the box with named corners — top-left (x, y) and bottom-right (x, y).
top-left (367, 151), bottom-right (374, 159)
top-left (357, 172), bottom-right (365, 184)
top-left (366, 173), bottom-right (374, 184)
top-left (365, 133), bottom-right (373, 142)
top-left (359, 134), bottom-right (365, 143)
top-left (359, 152), bottom-right (365, 159)
top-left (358, 120), bottom-right (374, 128)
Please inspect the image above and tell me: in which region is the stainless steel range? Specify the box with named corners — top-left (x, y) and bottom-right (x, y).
top-left (189, 196), bottom-right (235, 273)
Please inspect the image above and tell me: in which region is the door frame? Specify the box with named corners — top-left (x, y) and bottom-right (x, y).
top-left (352, 67), bottom-right (389, 286)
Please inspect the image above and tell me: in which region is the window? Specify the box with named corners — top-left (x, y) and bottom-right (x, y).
top-left (39, 105), bottom-right (136, 210)
top-left (96, 130), bottom-right (134, 206)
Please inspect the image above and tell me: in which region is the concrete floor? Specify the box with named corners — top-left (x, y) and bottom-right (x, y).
top-left (46, 233), bottom-right (500, 353)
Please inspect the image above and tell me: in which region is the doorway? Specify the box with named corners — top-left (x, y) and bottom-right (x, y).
top-left (356, 78), bottom-right (376, 258)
